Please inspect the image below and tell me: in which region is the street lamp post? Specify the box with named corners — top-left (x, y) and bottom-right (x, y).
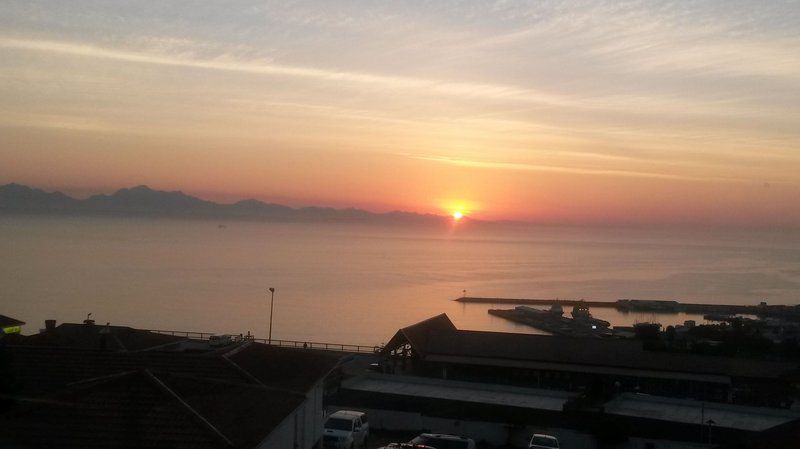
top-left (706, 419), bottom-right (715, 444)
top-left (268, 287), bottom-right (275, 344)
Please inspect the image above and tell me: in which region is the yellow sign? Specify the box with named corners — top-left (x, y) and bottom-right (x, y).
top-left (1, 325), bottom-right (21, 334)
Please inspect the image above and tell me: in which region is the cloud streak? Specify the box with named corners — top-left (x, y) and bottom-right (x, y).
top-left (1, 35), bottom-right (778, 122)
top-left (405, 153), bottom-right (750, 183)
top-left (0, 36), bottom-right (573, 108)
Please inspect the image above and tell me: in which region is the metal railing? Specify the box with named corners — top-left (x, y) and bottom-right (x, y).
top-left (250, 338), bottom-right (381, 354)
top-left (144, 329), bottom-right (215, 340)
top-left (143, 328), bottom-right (382, 354)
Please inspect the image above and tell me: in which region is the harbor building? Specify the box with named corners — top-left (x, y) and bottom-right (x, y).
top-left (379, 314), bottom-right (799, 407)
top-left (322, 314), bottom-right (800, 446)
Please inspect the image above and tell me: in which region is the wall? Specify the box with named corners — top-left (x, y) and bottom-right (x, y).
top-left (257, 380), bottom-right (327, 449)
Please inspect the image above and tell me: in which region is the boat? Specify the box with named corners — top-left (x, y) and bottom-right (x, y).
top-left (571, 302), bottom-right (611, 328)
top-left (502, 302), bottom-right (610, 336)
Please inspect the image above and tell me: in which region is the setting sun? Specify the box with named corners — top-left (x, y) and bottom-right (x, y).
top-left (452, 211), bottom-right (464, 220)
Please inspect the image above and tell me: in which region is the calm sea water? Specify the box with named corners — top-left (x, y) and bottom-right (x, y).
top-left (2, 215), bottom-right (799, 345)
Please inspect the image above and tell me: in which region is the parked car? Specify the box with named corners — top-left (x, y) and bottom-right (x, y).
top-left (323, 410), bottom-right (369, 449)
top-left (408, 433), bottom-right (476, 449)
top-left (208, 334), bottom-right (233, 347)
top-left (529, 434), bottom-right (559, 449)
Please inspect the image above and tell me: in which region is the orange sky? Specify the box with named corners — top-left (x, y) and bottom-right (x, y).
top-left (1, 2), bottom-right (799, 226)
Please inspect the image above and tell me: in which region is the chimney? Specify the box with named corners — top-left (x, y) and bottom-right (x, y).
top-left (45, 319), bottom-right (56, 331)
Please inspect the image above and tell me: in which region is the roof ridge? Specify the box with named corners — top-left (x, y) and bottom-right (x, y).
top-left (66, 370), bottom-right (139, 388)
top-left (400, 313), bottom-right (453, 331)
top-left (144, 369), bottom-right (236, 448)
top-left (221, 343), bottom-right (267, 387)
top-left (131, 338), bottom-right (192, 352)
top-left (154, 370), bottom-right (307, 398)
top-left (223, 343), bottom-right (340, 396)
top-left (110, 332), bottom-right (128, 352)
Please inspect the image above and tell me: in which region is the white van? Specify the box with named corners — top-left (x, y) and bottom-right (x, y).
top-left (323, 410), bottom-right (369, 449)
top-left (208, 334), bottom-right (232, 347)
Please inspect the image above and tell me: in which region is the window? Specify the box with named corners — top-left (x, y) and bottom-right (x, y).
top-left (325, 418), bottom-right (353, 431)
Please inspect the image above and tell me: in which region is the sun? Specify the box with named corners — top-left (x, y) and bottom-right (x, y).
top-left (452, 211), bottom-right (464, 220)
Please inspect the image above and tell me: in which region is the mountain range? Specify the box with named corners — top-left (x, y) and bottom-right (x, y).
top-left (0, 183), bottom-right (461, 226)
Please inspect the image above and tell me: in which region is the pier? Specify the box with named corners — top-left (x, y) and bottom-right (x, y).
top-left (457, 296), bottom-right (800, 319)
top-left (458, 296), bottom-right (618, 308)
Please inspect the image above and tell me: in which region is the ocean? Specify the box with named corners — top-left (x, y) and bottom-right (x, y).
top-left (1, 215), bottom-right (799, 345)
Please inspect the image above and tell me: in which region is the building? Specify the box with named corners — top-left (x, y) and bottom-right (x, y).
top-left (0, 314), bottom-right (25, 337)
top-left (321, 314), bottom-right (800, 446)
top-left (0, 319), bottom-right (342, 449)
top-left (380, 314), bottom-right (800, 407)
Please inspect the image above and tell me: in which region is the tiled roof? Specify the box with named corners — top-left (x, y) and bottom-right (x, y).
top-left (424, 329), bottom-right (798, 379)
top-left (4, 345), bottom-right (248, 396)
top-left (0, 370), bottom-right (228, 449)
top-left (224, 342), bottom-right (341, 393)
top-left (0, 336), bottom-right (341, 449)
top-left (159, 373), bottom-right (305, 449)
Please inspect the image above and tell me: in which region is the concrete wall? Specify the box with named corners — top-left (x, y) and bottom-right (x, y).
top-left (258, 380), bottom-right (326, 449)
top-left (258, 415), bottom-right (295, 449)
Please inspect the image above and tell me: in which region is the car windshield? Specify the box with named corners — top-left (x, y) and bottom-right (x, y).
top-left (412, 436), bottom-right (468, 449)
top-left (530, 436), bottom-right (558, 447)
top-left (325, 418), bottom-right (353, 431)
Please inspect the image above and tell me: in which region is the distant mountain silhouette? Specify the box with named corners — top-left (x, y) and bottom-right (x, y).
top-left (0, 183), bottom-right (456, 226)
top-left (0, 183), bottom-right (79, 211)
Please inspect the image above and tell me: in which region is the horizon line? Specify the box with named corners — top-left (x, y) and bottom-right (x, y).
top-left (3, 181), bottom-right (799, 230)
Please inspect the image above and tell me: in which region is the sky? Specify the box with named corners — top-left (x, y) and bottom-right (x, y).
top-left (1, 1), bottom-right (799, 225)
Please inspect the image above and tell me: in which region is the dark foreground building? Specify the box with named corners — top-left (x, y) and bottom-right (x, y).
top-left (0, 320), bottom-right (342, 449)
top-left (381, 314), bottom-right (799, 407)
top-left (326, 314), bottom-right (800, 447)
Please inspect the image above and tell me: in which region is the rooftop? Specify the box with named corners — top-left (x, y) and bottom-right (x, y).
top-left (604, 393), bottom-right (800, 432)
top-left (342, 373), bottom-right (575, 412)
top-left (0, 320), bottom-right (343, 449)
top-left (5, 322), bottom-right (187, 351)
top-left (0, 314), bottom-right (25, 329)
top-left (384, 314), bottom-right (799, 381)
top-left (0, 370), bottom-right (229, 449)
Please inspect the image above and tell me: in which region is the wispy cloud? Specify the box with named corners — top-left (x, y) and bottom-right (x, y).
top-left (1, 35), bottom-right (780, 122)
top-left (475, 1), bottom-right (800, 79)
top-left (0, 36), bottom-right (573, 108)
top-left (0, 111), bottom-right (118, 133)
top-left (404, 153), bottom-right (749, 183)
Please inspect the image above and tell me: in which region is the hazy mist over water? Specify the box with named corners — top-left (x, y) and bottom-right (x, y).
top-left (2, 215), bottom-right (799, 345)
